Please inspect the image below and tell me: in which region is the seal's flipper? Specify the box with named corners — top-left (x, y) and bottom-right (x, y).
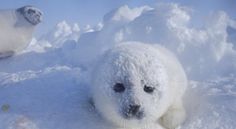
top-left (0, 51), bottom-right (15, 59)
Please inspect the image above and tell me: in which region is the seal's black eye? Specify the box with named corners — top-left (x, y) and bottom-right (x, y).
top-left (113, 83), bottom-right (125, 93)
top-left (144, 85), bottom-right (155, 93)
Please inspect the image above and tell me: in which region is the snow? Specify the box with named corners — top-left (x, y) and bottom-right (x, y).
top-left (103, 5), bottom-right (152, 24)
top-left (182, 76), bottom-right (236, 129)
top-left (38, 21), bottom-right (80, 48)
top-left (0, 2), bottom-right (236, 129)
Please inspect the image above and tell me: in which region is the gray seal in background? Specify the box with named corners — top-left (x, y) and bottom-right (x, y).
top-left (0, 5), bottom-right (42, 58)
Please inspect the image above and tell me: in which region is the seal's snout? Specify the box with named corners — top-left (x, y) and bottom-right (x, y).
top-left (17, 5), bottom-right (43, 25)
top-left (123, 104), bottom-right (144, 119)
top-left (129, 104), bottom-right (141, 115)
top-left (27, 8), bottom-right (43, 21)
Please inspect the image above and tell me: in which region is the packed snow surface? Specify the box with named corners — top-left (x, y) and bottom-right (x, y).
top-left (0, 2), bottom-right (236, 129)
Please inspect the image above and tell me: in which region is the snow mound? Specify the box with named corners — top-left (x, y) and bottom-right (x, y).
top-left (38, 21), bottom-right (80, 48)
top-left (73, 3), bottom-right (236, 80)
top-left (104, 5), bottom-right (152, 24)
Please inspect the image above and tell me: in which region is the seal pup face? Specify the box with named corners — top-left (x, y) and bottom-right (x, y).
top-left (92, 42), bottom-right (169, 128)
top-left (17, 5), bottom-right (43, 25)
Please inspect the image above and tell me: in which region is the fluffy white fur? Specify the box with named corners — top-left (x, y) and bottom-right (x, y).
top-left (91, 42), bottom-right (187, 129)
top-left (0, 6), bottom-right (42, 58)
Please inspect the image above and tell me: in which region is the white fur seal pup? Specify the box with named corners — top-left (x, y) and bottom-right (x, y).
top-left (0, 5), bottom-right (42, 58)
top-left (91, 42), bottom-right (187, 129)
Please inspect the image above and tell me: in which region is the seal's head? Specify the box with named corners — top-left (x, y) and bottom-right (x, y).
top-left (17, 5), bottom-right (43, 25)
top-left (91, 42), bottom-right (169, 128)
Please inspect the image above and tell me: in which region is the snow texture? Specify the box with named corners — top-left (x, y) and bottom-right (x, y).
top-left (0, 2), bottom-right (236, 129)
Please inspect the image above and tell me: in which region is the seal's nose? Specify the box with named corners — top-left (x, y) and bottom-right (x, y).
top-left (128, 104), bottom-right (141, 115)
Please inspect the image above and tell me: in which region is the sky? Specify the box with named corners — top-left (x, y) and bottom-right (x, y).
top-left (0, 0), bottom-right (235, 37)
